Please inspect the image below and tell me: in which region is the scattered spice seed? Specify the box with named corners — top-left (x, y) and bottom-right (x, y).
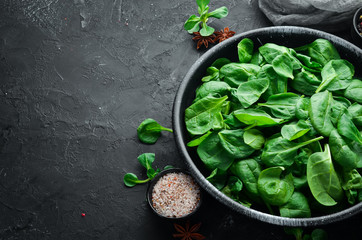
top-left (214, 27), bottom-right (236, 43)
top-left (81, 213), bottom-right (86, 217)
top-left (151, 172), bottom-right (201, 218)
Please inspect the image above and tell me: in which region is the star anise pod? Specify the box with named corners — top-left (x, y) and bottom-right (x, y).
top-left (173, 221), bottom-right (206, 240)
top-left (214, 27), bottom-right (235, 43)
top-left (192, 32), bottom-right (215, 49)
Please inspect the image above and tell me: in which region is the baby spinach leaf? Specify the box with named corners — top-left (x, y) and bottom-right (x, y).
top-left (197, 131), bottom-right (235, 171)
top-left (250, 50), bottom-right (265, 66)
top-left (329, 129), bottom-right (360, 171)
top-left (294, 38), bottom-right (340, 66)
top-left (185, 95), bottom-right (228, 135)
top-left (258, 64), bottom-right (288, 100)
top-left (272, 53), bottom-right (295, 79)
top-left (291, 70), bottom-right (321, 96)
top-left (233, 108), bottom-right (284, 127)
top-left (292, 50), bottom-right (322, 71)
top-left (347, 103), bottom-right (362, 127)
top-left (281, 120), bottom-right (311, 141)
top-left (221, 176), bottom-right (243, 198)
top-left (124, 173), bottom-right (150, 187)
top-left (257, 166), bottom-right (294, 206)
top-left (195, 81), bottom-right (231, 101)
top-left (259, 43), bottom-right (300, 69)
top-left (230, 159), bottom-right (262, 200)
top-left (206, 168), bottom-right (228, 190)
top-left (316, 59), bottom-right (354, 93)
top-left (243, 128), bottom-right (265, 150)
top-left (344, 79), bottom-right (362, 104)
top-left (137, 153), bottom-right (155, 171)
top-left (207, 6), bottom-right (228, 19)
top-left (307, 144), bottom-right (343, 206)
top-left (220, 63), bottom-right (260, 88)
top-left (337, 112), bottom-right (362, 145)
top-left (310, 229), bottom-right (328, 240)
top-left (279, 191), bottom-right (311, 218)
top-left (184, 15), bottom-right (201, 33)
top-left (258, 92), bottom-right (300, 120)
top-left (261, 135), bottom-right (323, 167)
top-left (342, 169), bottom-right (362, 191)
top-left (218, 129), bottom-right (255, 158)
top-left (295, 97), bottom-right (310, 120)
top-left (211, 58), bottom-right (231, 69)
top-left (237, 38), bottom-right (254, 63)
top-left (223, 112), bottom-right (246, 129)
top-left (187, 131), bottom-right (212, 147)
top-left (329, 96), bottom-right (350, 126)
top-left (235, 78), bottom-right (269, 108)
top-left (201, 66), bottom-right (220, 82)
top-left (137, 118), bottom-right (173, 144)
top-left (309, 91), bottom-right (335, 137)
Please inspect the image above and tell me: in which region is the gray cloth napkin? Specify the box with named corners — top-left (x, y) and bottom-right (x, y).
top-left (258, 0), bottom-right (362, 32)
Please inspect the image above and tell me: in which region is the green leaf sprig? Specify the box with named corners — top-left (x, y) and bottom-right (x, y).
top-left (184, 0), bottom-right (228, 36)
top-left (123, 153), bottom-right (160, 187)
top-left (137, 118), bottom-right (173, 144)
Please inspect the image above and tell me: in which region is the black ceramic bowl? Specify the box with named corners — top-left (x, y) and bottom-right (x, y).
top-left (173, 26), bottom-right (362, 227)
top-left (147, 168), bottom-right (202, 219)
top-left (352, 7), bottom-right (362, 48)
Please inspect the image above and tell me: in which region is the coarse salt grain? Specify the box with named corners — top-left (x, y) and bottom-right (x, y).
top-left (151, 172), bottom-right (200, 218)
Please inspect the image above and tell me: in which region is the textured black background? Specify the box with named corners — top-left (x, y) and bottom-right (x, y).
top-left (0, 0), bottom-right (361, 239)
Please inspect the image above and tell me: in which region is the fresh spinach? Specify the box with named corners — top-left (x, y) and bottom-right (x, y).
top-left (235, 78), bottom-right (269, 108)
top-left (309, 91), bottom-right (335, 137)
top-left (220, 63), bottom-right (260, 87)
top-left (184, 0), bottom-right (228, 36)
top-left (344, 79), bottom-right (362, 104)
top-left (307, 144), bottom-right (343, 206)
top-left (258, 92), bottom-right (300, 120)
top-left (237, 38), bottom-right (254, 63)
top-left (137, 118), bottom-right (173, 144)
top-left (281, 120), bottom-right (311, 141)
top-left (243, 128), bottom-right (265, 150)
top-left (279, 191), bottom-right (311, 218)
top-left (257, 166), bottom-right (294, 206)
top-left (218, 129), bottom-right (255, 158)
top-left (233, 108), bottom-right (284, 127)
top-left (123, 153), bottom-right (160, 187)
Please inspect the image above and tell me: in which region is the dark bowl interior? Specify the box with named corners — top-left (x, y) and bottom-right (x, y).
top-left (352, 7), bottom-right (362, 47)
top-left (173, 26), bottom-right (362, 227)
top-left (147, 168), bottom-right (202, 220)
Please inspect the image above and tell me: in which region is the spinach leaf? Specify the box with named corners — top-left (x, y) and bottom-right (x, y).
top-left (342, 169), bottom-right (362, 191)
top-left (185, 95), bottom-right (228, 135)
top-left (250, 50), bottom-right (265, 66)
top-left (258, 93), bottom-right (300, 120)
top-left (137, 118), bottom-right (173, 144)
top-left (220, 63), bottom-right (260, 87)
top-left (211, 57), bottom-right (232, 69)
top-left (337, 112), bottom-right (362, 145)
top-left (233, 108), bottom-right (284, 127)
top-left (307, 144), bottom-right (343, 206)
top-left (235, 78), bottom-right (269, 108)
top-left (230, 159), bottom-right (262, 200)
top-left (330, 96), bottom-right (350, 126)
top-left (195, 81), bottom-right (231, 101)
top-left (197, 131), bottom-right (235, 171)
top-left (237, 38), bottom-right (254, 63)
top-left (281, 120), bottom-right (311, 141)
top-left (201, 66), bottom-right (220, 82)
top-left (329, 129), bottom-right (360, 171)
top-left (257, 166), bottom-right (294, 206)
top-left (295, 97), bottom-right (310, 120)
top-left (347, 103), bottom-right (362, 127)
top-left (187, 131), bottom-right (212, 147)
top-left (272, 53), bottom-right (295, 79)
top-left (223, 112), bottom-right (246, 129)
top-left (243, 128), bottom-right (265, 150)
top-left (218, 129), bottom-right (255, 158)
top-left (309, 91), bottom-right (335, 137)
top-left (259, 43), bottom-right (301, 69)
top-left (206, 168), bottom-right (228, 190)
top-left (294, 38), bottom-right (340, 66)
top-left (316, 59), bottom-right (354, 93)
top-left (291, 50), bottom-right (322, 72)
top-left (221, 176), bottom-right (243, 199)
top-left (256, 64), bottom-right (288, 101)
top-left (344, 79), bottom-right (362, 104)
top-left (279, 191), bottom-right (311, 218)
top-left (124, 173), bottom-right (151, 187)
top-left (291, 70), bottom-right (321, 96)
top-left (261, 135), bottom-right (323, 167)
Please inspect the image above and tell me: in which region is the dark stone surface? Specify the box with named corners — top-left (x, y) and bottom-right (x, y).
top-left (0, 0), bottom-right (360, 239)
